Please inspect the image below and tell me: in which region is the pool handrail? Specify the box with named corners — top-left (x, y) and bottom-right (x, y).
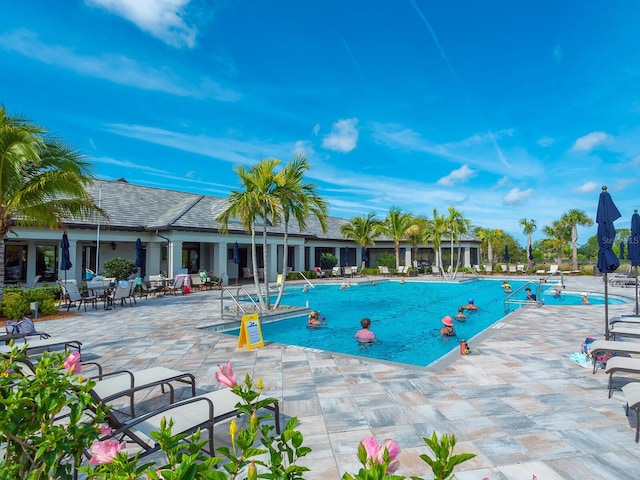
top-left (297, 271), bottom-right (315, 288)
top-left (504, 280), bottom-right (542, 312)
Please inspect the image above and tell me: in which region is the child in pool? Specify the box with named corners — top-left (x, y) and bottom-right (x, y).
top-left (454, 306), bottom-right (467, 321)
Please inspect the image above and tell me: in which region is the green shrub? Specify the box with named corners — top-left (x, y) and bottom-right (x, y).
top-left (376, 253), bottom-right (395, 268)
top-left (102, 257), bottom-right (137, 281)
top-left (320, 253), bottom-right (338, 270)
top-left (1, 291), bottom-right (31, 319)
top-left (23, 287), bottom-right (59, 316)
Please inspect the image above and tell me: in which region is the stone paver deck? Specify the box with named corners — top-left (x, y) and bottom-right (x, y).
top-left (33, 274), bottom-right (640, 479)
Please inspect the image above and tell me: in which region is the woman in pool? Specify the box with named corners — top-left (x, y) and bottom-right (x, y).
top-left (581, 293), bottom-right (590, 304)
top-left (355, 317), bottom-right (376, 342)
top-left (440, 315), bottom-right (455, 336)
top-left (308, 310), bottom-right (326, 326)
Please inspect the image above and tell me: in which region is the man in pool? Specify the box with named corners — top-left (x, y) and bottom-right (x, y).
top-left (440, 315), bottom-right (455, 336)
top-left (525, 287), bottom-right (537, 301)
top-left (454, 306), bottom-right (467, 321)
top-left (355, 317), bottom-right (376, 342)
top-left (463, 298), bottom-right (479, 311)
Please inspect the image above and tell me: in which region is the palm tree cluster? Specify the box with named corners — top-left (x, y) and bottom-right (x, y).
top-left (340, 206), bottom-right (471, 280)
top-left (0, 106), bottom-right (104, 299)
top-left (216, 155), bottom-right (328, 311)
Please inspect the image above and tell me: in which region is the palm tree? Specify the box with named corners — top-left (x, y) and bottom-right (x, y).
top-left (474, 227), bottom-right (503, 266)
top-left (406, 215), bottom-right (429, 270)
top-left (519, 218), bottom-right (537, 270)
top-left (340, 213), bottom-right (384, 269)
top-left (543, 220), bottom-right (571, 265)
top-left (444, 206), bottom-right (470, 278)
top-left (217, 158), bottom-right (283, 311)
top-left (380, 208), bottom-right (419, 270)
top-left (273, 154), bottom-right (328, 308)
top-left (561, 209), bottom-right (593, 271)
top-left (427, 209), bottom-right (447, 270)
top-left (0, 107), bottom-right (105, 299)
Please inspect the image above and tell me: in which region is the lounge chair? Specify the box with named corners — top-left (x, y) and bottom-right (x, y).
top-left (547, 264), bottom-right (559, 275)
top-left (508, 265), bottom-right (517, 275)
top-left (500, 264), bottom-right (508, 274)
top-left (85, 362), bottom-right (196, 417)
top-left (610, 325), bottom-right (640, 341)
top-left (95, 386), bottom-right (280, 459)
top-left (483, 265), bottom-right (493, 275)
top-left (605, 356), bottom-right (640, 397)
top-left (378, 266), bottom-right (390, 277)
top-left (588, 340), bottom-right (640, 373)
top-left (516, 264), bottom-right (525, 275)
top-left (432, 265), bottom-right (442, 277)
top-left (621, 382), bottom-right (640, 442)
top-left (332, 266), bottom-right (343, 277)
top-left (0, 336), bottom-right (82, 356)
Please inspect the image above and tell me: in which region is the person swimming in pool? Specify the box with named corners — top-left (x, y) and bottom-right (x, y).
top-left (302, 284), bottom-right (309, 293)
top-left (440, 315), bottom-right (455, 336)
top-left (454, 306), bottom-right (467, 321)
top-left (502, 280), bottom-right (511, 292)
top-left (463, 298), bottom-right (479, 311)
top-left (308, 310), bottom-right (326, 325)
top-left (355, 317), bottom-right (376, 342)
top-left (581, 292), bottom-right (590, 304)
top-left (553, 288), bottom-right (561, 298)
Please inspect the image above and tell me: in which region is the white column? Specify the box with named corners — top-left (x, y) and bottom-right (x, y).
top-left (214, 242), bottom-right (227, 278)
top-left (69, 239), bottom-right (78, 281)
top-left (170, 240), bottom-right (182, 278)
top-left (268, 243), bottom-right (278, 281)
top-left (295, 245), bottom-right (305, 272)
top-left (147, 242), bottom-right (161, 277)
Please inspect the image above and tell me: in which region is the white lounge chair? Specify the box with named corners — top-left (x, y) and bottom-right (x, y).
top-left (588, 340), bottom-right (640, 374)
top-left (94, 387), bottom-right (280, 459)
top-left (621, 382), bottom-right (640, 442)
top-left (0, 336), bottom-right (82, 356)
top-left (605, 356), bottom-right (640, 398)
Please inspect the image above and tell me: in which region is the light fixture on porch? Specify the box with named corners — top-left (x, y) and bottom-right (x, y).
top-left (110, 242), bottom-right (117, 250)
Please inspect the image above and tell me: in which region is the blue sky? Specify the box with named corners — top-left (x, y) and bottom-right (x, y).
top-left (3, 1), bottom-right (640, 244)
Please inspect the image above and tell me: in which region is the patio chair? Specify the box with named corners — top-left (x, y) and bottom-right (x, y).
top-left (242, 267), bottom-right (254, 280)
top-left (432, 265), bottom-right (442, 277)
top-left (587, 340), bottom-right (640, 374)
top-left (94, 386), bottom-right (280, 459)
top-left (621, 382), bottom-right (640, 442)
top-left (508, 265), bottom-right (517, 275)
top-left (500, 264), bottom-right (508, 274)
top-left (605, 356), bottom-right (640, 398)
top-left (378, 266), bottom-right (390, 277)
top-left (258, 268), bottom-right (265, 281)
top-left (105, 281), bottom-right (133, 309)
top-left (190, 274), bottom-right (205, 291)
top-left (165, 275), bottom-right (185, 296)
top-left (516, 264), bottom-right (525, 275)
top-left (60, 282), bottom-right (97, 312)
top-left (332, 266), bottom-right (343, 277)
top-left (483, 265), bottom-right (493, 275)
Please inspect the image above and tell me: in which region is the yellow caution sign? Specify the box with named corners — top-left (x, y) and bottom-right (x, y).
top-left (237, 313), bottom-right (264, 350)
top-left (276, 273), bottom-right (283, 286)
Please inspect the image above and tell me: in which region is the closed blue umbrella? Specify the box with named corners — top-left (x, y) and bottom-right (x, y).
top-left (135, 238), bottom-right (143, 268)
top-left (60, 233), bottom-right (72, 283)
top-left (344, 246), bottom-right (350, 266)
top-left (596, 186), bottom-right (621, 339)
top-left (233, 242), bottom-right (240, 264)
top-left (361, 247), bottom-right (368, 269)
top-left (528, 245), bottom-right (533, 261)
top-left (620, 241), bottom-right (625, 260)
top-left (503, 245), bottom-right (510, 263)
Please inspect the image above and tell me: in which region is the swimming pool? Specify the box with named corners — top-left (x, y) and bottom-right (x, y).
top-left (224, 279), bottom-right (625, 367)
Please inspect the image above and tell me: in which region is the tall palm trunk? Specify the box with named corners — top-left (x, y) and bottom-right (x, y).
top-left (274, 225), bottom-right (289, 308)
top-left (262, 220), bottom-right (271, 310)
top-left (395, 243), bottom-right (400, 270)
top-left (571, 226), bottom-right (578, 271)
top-left (0, 241), bottom-right (5, 301)
top-left (250, 221), bottom-right (265, 310)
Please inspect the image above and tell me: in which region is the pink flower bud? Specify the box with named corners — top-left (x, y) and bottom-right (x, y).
top-left (63, 351), bottom-right (81, 374)
top-left (215, 361), bottom-right (237, 388)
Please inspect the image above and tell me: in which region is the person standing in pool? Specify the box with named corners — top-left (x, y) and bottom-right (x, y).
top-left (525, 288), bottom-right (537, 301)
top-left (355, 317), bottom-right (376, 342)
top-left (463, 298), bottom-right (479, 311)
top-left (454, 306), bottom-right (467, 321)
top-left (440, 315), bottom-right (455, 336)
top-left (308, 310), bottom-right (325, 325)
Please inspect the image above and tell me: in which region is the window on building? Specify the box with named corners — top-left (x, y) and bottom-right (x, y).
top-left (36, 245), bottom-right (58, 282)
top-left (5, 244), bottom-right (27, 284)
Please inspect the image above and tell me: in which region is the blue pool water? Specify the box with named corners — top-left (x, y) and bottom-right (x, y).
top-left (225, 280), bottom-right (625, 367)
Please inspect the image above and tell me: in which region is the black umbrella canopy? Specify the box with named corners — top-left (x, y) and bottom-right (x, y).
top-left (135, 238), bottom-right (143, 268)
top-left (620, 241), bottom-right (625, 260)
top-left (596, 186), bottom-right (621, 339)
top-left (60, 233), bottom-right (72, 283)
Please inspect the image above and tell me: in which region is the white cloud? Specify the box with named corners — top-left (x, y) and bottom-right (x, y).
top-left (0, 30), bottom-right (238, 101)
top-left (437, 165), bottom-right (476, 186)
top-left (86, 0), bottom-right (197, 48)
top-left (571, 131), bottom-right (611, 152)
top-left (614, 178), bottom-right (636, 191)
top-left (574, 181), bottom-right (598, 193)
top-left (503, 187), bottom-right (534, 205)
top-left (312, 124), bottom-right (320, 136)
top-left (322, 118), bottom-right (359, 153)
top-left (293, 140), bottom-right (315, 159)
top-left (537, 136), bottom-right (555, 147)
top-left (496, 176), bottom-right (509, 187)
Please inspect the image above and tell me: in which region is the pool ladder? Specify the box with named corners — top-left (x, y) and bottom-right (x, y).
top-left (503, 280), bottom-right (543, 313)
top-left (220, 286), bottom-right (261, 320)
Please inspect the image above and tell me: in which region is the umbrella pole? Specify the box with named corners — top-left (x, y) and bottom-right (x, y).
top-left (636, 266), bottom-right (639, 315)
top-left (605, 273), bottom-right (610, 340)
